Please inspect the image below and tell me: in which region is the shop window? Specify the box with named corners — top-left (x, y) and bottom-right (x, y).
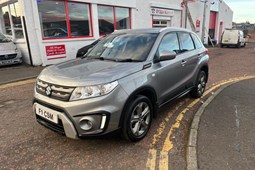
top-left (98, 6), bottom-right (114, 35)
top-left (1, 6), bottom-right (11, 35)
top-left (98, 5), bottom-right (131, 35)
top-left (67, 2), bottom-right (92, 37)
top-left (1, 2), bottom-right (24, 39)
top-left (116, 7), bottom-right (130, 30)
top-left (153, 20), bottom-right (169, 28)
top-left (37, 0), bottom-right (92, 39)
top-left (10, 2), bottom-right (24, 39)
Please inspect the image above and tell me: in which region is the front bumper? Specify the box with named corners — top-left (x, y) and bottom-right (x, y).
top-left (33, 85), bottom-right (128, 139)
top-left (0, 52), bottom-right (22, 66)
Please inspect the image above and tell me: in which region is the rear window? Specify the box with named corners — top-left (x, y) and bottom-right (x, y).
top-left (191, 34), bottom-right (203, 49)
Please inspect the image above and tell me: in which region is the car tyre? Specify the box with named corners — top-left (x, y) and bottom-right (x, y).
top-left (236, 42), bottom-right (241, 48)
top-left (122, 95), bottom-right (153, 142)
top-left (190, 70), bottom-right (207, 98)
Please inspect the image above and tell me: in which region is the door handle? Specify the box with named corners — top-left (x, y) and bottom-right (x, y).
top-left (181, 60), bottom-right (187, 66)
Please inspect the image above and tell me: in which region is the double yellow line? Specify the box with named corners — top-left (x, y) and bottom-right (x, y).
top-left (0, 79), bottom-right (36, 89)
top-left (146, 76), bottom-right (255, 170)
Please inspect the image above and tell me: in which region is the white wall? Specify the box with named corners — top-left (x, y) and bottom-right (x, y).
top-left (187, 1), bottom-right (211, 43)
top-left (71, 0), bottom-right (136, 8)
top-left (215, 1), bottom-right (233, 42)
top-left (20, 0), bottom-right (42, 65)
top-left (186, 0), bottom-right (233, 44)
top-left (134, 0), bottom-right (183, 29)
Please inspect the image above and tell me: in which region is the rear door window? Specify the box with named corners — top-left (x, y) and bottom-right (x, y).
top-left (178, 32), bottom-right (195, 52)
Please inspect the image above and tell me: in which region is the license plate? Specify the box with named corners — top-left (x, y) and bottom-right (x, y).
top-left (224, 40), bottom-right (228, 42)
top-left (34, 103), bottom-right (59, 124)
top-left (0, 60), bottom-right (14, 65)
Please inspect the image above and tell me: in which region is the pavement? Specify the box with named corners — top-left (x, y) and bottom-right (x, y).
top-left (188, 78), bottom-right (255, 170)
top-left (0, 63), bottom-right (44, 85)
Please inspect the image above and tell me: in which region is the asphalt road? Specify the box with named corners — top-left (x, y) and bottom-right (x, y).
top-left (198, 78), bottom-right (255, 170)
top-left (0, 42), bottom-right (255, 169)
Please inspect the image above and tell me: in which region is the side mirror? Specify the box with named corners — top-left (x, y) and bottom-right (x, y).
top-left (87, 48), bottom-right (92, 53)
top-left (159, 50), bottom-right (176, 61)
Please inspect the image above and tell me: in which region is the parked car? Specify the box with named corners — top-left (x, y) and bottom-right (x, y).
top-left (220, 29), bottom-right (247, 48)
top-left (76, 38), bottom-right (103, 58)
top-left (33, 28), bottom-right (209, 141)
top-left (0, 32), bottom-right (22, 66)
top-left (43, 28), bottom-right (68, 38)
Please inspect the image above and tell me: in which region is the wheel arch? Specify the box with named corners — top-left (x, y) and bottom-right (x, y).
top-left (200, 65), bottom-right (209, 83)
top-left (118, 86), bottom-right (158, 128)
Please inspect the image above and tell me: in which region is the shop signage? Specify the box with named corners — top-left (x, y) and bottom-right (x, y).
top-left (196, 19), bottom-right (201, 32)
top-left (45, 45), bottom-right (66, 60)
top-left (151, 8), bottom-right (174, 17)
top-left (196, 19), bottom-right (200, 28)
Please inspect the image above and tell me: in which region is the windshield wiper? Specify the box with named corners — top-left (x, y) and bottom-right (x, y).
top-left (115, 58), bottom-right (141, 62)
top-left (88, 56), bottom-right (117, 62)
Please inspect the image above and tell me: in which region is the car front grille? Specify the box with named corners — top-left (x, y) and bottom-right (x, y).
top-left (36, 79), bottom-right (75, 101)
top-left (0, 53), bottom-right (17, 60)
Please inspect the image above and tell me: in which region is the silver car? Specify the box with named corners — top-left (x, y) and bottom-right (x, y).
top-left (0, 33), bottom-right (22, 66)
top-left (33, 28), bottom-right (209, 141)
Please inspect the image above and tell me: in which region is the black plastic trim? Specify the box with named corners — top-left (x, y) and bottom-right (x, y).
top-left (33, 99), bottom-right (112, 137)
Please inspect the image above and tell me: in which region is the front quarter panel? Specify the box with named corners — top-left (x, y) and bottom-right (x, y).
top-left (118, 66), bottom-right (159, 98)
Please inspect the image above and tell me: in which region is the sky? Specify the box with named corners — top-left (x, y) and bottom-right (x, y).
top-left (224, 0), bottom-right (255, 23)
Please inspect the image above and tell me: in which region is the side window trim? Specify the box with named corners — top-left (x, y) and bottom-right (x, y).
top-left (191, 33), bottom-right (203, 49)
top-left (190, 33), bottom-right (196, 49)
top-left (176, 32), bottom-right (181, 55)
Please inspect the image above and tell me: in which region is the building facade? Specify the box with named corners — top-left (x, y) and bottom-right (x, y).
top-left (0, 0), bottom-right (233, 66)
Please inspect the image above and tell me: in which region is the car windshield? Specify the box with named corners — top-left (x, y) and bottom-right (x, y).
top-left (0, 33), bottom-right (11, 43)
top-left (87, 33), bottom-right (158, 62)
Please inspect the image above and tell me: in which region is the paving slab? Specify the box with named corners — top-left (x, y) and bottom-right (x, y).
top-left (0, 64), bottom-right (44, 85)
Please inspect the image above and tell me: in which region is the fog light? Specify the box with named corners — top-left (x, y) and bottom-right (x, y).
top-left (79, 119), bottom-right (93, 131)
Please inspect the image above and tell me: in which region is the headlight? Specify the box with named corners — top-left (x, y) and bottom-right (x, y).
top-left (15, 48), bottom-right (19, 52)
top-left (70, 81), bottom-right (118, 101)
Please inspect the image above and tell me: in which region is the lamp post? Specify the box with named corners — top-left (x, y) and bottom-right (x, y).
top-left (201, 0), bottom-right (208, 44)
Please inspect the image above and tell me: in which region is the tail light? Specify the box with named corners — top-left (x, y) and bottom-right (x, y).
top-left (205, 48), bottom-right (209, 55)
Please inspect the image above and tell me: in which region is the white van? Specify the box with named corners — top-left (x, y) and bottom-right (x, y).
top-left (220, 29), bottom-right (246, 48)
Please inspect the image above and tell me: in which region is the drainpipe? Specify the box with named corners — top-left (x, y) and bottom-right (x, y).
top-left (201, 0), bottom-right (208, 44)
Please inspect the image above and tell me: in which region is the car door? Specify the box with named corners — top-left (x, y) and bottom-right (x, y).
top-left (177, 32), bottom-right (199, 89)
top-left (153, 32), bottom-right (186, 105)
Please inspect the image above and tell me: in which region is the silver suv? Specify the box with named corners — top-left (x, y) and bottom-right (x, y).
top-left (33, 28), bottom-right (209, 141)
